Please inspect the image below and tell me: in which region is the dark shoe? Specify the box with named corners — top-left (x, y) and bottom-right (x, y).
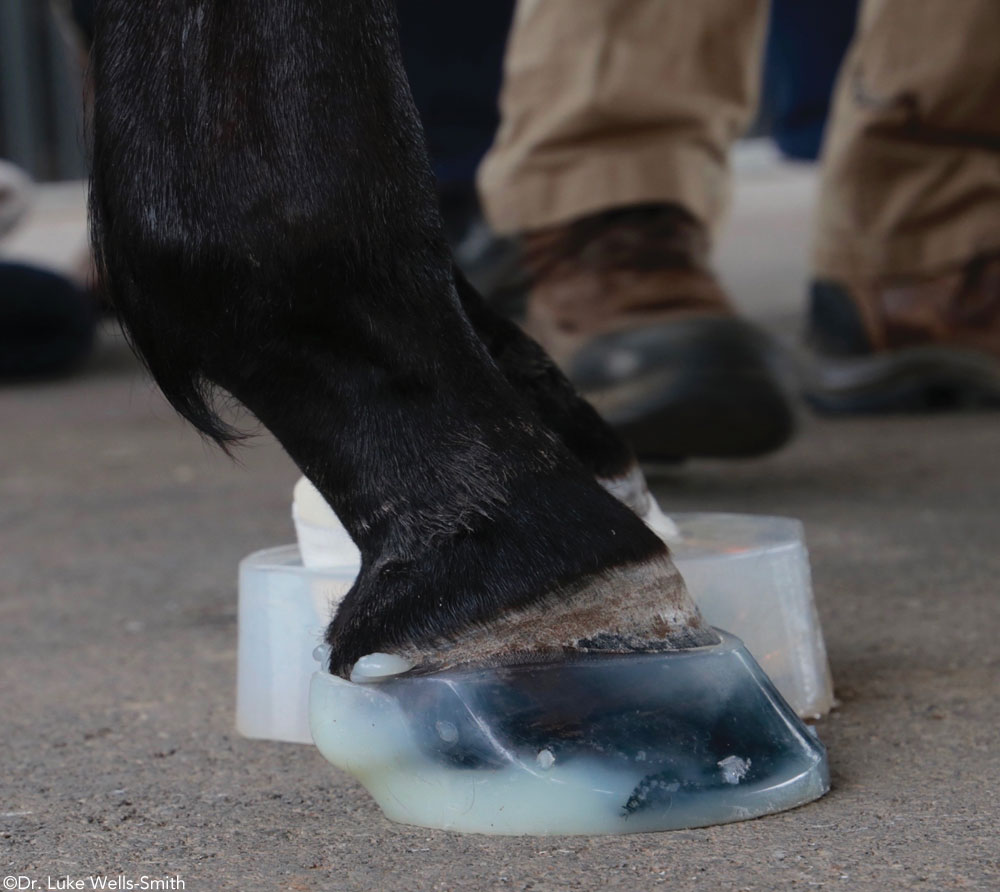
top-left (806, 253), bottom-right (1000, 413)
top-left (522, 204), bottom-right (795, 462)
top-left (0, 262), bottom-right (96, 380)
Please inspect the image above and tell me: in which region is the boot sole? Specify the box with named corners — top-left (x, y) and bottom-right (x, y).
top-left (805, 345), bottom-right (1000, 414)
top-left (569, 318), bottom-right (796, 462)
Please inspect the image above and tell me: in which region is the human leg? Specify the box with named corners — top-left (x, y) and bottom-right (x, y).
top-left (809, 0), bottom-right (1000, 411)
top-left (477, 0), bottom-right (793, 460)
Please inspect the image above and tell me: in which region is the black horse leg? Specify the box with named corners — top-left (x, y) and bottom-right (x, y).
top-left (90, 0), bottom-right (714, 677)
top-left (453, 267), bottom-right (662, 518)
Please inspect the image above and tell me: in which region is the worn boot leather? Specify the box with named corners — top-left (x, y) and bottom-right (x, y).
top-left (523, 204), bottom-right (731, 367)
top-left (808, 252), bottom-right (1000, 412)
top-left (521, 204), bottom-right (794, 461)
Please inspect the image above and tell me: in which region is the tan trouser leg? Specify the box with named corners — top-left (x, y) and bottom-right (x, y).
top-left (814, 0), bottom-right (1000, 280)
top-left (478, 0), bottom-right (770, 236)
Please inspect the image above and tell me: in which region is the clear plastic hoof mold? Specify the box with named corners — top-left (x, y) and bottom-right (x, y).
top-left (309, 632), bottom-right (829, 836)
top-left (237, 512), bottom-right (834, 744)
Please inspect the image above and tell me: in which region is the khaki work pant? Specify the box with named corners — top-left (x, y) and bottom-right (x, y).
top-left (478, 0), bottom-right (1000, 280)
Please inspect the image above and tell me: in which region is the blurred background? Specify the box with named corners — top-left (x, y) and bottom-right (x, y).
top-left (0, 0), bottom-right (86, 181)
top-left (0, 0), bottom-right (859, 381)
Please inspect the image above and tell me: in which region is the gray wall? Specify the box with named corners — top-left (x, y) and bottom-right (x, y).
top-left (0, 0), bottom-right (86, 181)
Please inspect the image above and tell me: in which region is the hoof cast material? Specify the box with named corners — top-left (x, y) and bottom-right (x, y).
top-left (309, 631), bottom-right (829, 835)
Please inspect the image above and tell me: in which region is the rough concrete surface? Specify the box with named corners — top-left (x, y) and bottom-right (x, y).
top-left (2, 164), bottom-right (998, 890)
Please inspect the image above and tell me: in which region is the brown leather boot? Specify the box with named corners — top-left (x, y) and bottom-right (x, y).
top-left (807, 252), bottom-right (1000, 412)
top-left (522, 204), bottom-right (794, 462)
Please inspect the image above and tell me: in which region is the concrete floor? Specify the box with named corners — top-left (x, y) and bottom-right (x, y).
top-left (2, 162), bottom-right (999, 890)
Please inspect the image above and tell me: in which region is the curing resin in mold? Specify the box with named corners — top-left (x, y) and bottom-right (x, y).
top-left (309, 633), bottom-right (829, 835)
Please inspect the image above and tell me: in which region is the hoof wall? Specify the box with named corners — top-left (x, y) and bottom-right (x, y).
top-left (309, 631), bottom-right (829, 835)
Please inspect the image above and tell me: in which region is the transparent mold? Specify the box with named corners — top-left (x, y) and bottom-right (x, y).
top-left (309, 632), bottom-right (829, 835)
top-left (235, 548), bottom-right (354, 743)
top-left (671, 514), bottom-right (834, 719)
top-left (236, 513), bottom-right (834, 744)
